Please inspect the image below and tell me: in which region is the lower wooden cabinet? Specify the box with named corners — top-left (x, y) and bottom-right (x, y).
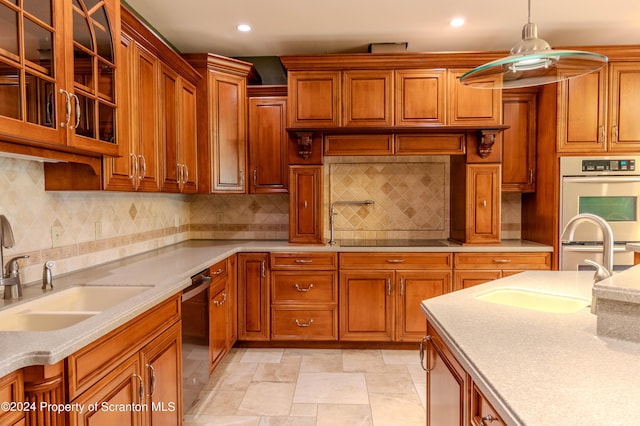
top-left (237, 253), bottom-right (270, 341)
top-left (208, 256), bottom-right (238, 373)
top-left (423, 321), bottom-right (506, 426)
top-left (453, 252), bottom-right (552, 290)
top-left (0, 370), bottom-right (24, 426)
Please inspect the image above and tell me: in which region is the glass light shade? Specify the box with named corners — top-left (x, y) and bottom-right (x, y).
top-left (460, 22), bottom-right (608, 89)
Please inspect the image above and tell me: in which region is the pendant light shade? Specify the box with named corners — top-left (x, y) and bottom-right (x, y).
top-left (460, 1), bottom-right (608, 89)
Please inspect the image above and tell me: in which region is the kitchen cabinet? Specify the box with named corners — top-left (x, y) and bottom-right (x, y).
top-left (339, 253), bottom-right (452, 342)
top-left (557, 61), bottom-right (640, 153)
top-left (270, 252), bottom-right (338, 341)
top-left (395, 69), bottom-right (446, 126)
top-left (452, 252), bottom-right (552, 290)
top-left (447, 69), bottom-right (502, 126)
top-left (237, 253), bottom-right (270, 341)
top-left (0, 0), bottom-right (121, 157)
top-left (159, 64), bottom-right (198, 193)
top-left (450, 158), bottom-right (501, 244)
top-left (209, 258), bottom-right (231, 372)
top-left (248, 93), bottom-right (288, 193)
top-left (288, 165), bottom-right (323, 244)
top-left (184, 54), bottom-right (252, 193)
top-left (227, 255), bottom-right (238, 348)
top-left (287, 70), bottom-right (341, 128)
top-left (470, 383), bottom-right (507, 426)
top-left (67, 295), bottom-right (182, 425)
top-left (501, 89), bottom-right (537, 192)
top-left (323, 133), bottom-right (465, 156)
top-left (0, 370), bottom-right (24, 426)
top-left (343, 70), bottom-right (393, 127)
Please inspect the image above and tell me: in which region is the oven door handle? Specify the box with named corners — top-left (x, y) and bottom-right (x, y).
top-left (561, 245), bottom-right (630, 253)
top-left (563, 176), bottom-right (640, 184)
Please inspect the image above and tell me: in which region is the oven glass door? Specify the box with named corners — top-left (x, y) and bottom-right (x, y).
top-left (561, 176), bottom-right (640, 243)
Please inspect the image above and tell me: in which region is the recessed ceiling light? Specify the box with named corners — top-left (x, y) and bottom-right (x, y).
top-left (450, 17), bottom-right (465, 27)
top-left (237, 24), bottom-right (252, 32)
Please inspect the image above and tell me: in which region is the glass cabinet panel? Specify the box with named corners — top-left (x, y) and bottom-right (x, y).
top-left (0, 3), bottom-right (19, 59)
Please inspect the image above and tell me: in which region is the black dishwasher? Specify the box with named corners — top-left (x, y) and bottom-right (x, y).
top-left (181, 268), bottom-right (211, 344)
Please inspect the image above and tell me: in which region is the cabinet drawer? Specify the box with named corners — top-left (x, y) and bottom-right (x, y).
top-left (272, 271), bottom-right (337, 304)
top-left (339, 252), bottom-right (452, 270)
top-left (395, 134), bottom-right (465, 155)
top-left (324, 134), bottom-right (394, 156)
top-left (453, 252), bottom-right (551, 270)
top-left (67, 295), bottom-right (181, 400)
top-left (270, 252), bottom-right (337, 270)
top-left (271, 307), bottom-right (337, 340)
top-left (210, 258), bottom-right (228, 278)
top-left (470, 383), bottom-right (507, 426)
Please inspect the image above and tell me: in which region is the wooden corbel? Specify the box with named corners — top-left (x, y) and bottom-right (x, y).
top-left (477, 129), bottom-right (500, 158)
top-left (295, 132), bottom-right (314, 159)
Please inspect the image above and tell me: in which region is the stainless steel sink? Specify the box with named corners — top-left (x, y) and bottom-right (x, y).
top-left (0, 285), bottom-right (151, 331)
top-left (475, 288), bottom-right (590, 314)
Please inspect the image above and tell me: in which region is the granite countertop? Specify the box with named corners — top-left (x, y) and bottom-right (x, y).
top-left (0, 238), bottom-right (551, 377)
top-left (421, 267), bottom-right (640, 426)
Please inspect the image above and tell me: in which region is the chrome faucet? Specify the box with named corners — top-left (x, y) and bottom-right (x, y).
top-left (0, 215), bottom-right (29, 300)
top-left (328, 200), bottom-right (375, 245)
top-left (561, 213), bottom-right (614, 314)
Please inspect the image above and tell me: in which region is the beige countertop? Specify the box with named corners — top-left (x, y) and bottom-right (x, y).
top-left (421, 267), bottom-right (640, 426)
top-left (0, 238), bottom-right (551, 377)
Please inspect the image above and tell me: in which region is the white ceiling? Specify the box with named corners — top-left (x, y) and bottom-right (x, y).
top-left (123, 0), bottom-right (640, 57)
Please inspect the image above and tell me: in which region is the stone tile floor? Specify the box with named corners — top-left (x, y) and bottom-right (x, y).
top-left (183, 344), bottom-right (426, 425)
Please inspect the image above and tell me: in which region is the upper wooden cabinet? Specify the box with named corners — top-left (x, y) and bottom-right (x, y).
top-left (0, 0), bottom-right (121, 156)
top-left (289, 165), bottom-right (323, 244)
top-left (343, 70), bottom-right (393, 127)
top-left (248, 88), bottom-right (288, 194)
top-left (501, 89), bottom-right (537, 192)
top-left (395, 69), bottom-right (446, 126)
top-left (447, 69), bottom-right (502, 126)
top-left (288, 70), bottom-right (341, 127)
top-left (184, 53), bottom-right (252, 193)
top-left (557, 61), bottom-right (640, 153)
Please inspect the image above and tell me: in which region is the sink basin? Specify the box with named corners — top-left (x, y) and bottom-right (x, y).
top-left (475, 288), bottom-right (590, 313)
top-left (0, 285), bottom-right (152, 331)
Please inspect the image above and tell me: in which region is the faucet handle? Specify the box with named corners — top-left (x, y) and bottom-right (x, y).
top-left (584, 259), bottom-right (612, 283)
top-left (5, 255), bottom-right (29, 277)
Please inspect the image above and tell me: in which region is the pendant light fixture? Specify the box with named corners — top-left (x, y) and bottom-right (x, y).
top-left (460, 0), bottom-right (608, 89)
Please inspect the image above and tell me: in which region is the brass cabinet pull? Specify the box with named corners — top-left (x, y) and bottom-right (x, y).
top-left (132, 373), bottom-right (144, 401)
top-left (253, 169), bottom-right (258, 187)
top-left (482, 200), bottom-right (487, 208)
top-left (419, 335), bottom-right (432, 372)
top-left (294, 259), bottom-right (313, 263)
top-left (303, 200), bottom-right (308, 209)
top-left (612, 125), bottom-right (619, 143)
top-left (70, 93), bottom-right (80, 130)
top-left (295, 319), bottom-right (314, 327)
top-left (261, 260), bottom-right (266, 278)
top-left (138, 155), bottom-right (147, 180)
top-left (177, 163), bottom-right (183, 184)
top-left (146, 363), bottom-right (156, 397)
top-left (600, 125), bottom-right (606, 142)
top-left (294, 283), bottom-right (314, 292)
top-left (400, 278), bottom-right (405, 296)
top-left (493, 259), bottom-right (512, 263)
top-left (212, 268), bottom-right (224, 275)
top-left (129, 153), bottom-right (137, 180)
top-left (59, 89), bottom-right (71, 127)
top-left (183, 164), bottom-right (189, 184)
top-left (385, 259), bottom-right (404, 263)
top-left (386, 278), bottom-right (391, 295)
top-left (213, 292), bottom-right (227, 307)
top-left (528, 168), bottom-right (533, 184)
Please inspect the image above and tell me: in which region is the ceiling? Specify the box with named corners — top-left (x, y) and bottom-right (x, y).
top-left (122, 0), bottom-right (640, 58)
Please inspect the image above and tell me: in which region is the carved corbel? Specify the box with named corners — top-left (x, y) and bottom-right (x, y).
top-left (295, 132), bottom-right (314, 159)
top-left (477, 129), bottom-right (500, 158)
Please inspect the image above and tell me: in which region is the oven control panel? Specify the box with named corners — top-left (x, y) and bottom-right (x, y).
top-left (582, 159), bottom-right (636, 172)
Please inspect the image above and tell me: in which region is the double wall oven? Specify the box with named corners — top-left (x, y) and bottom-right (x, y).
top-left (560, 156), bottom-right (640, 271)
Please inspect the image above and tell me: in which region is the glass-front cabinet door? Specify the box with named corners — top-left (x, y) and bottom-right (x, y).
top-left (0, 0), bottom-right (119, 156)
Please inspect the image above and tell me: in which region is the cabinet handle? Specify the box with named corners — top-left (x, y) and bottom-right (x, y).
top-left (240, 170), bottom-right (245, 185)
top-left (600, 125), bottom-right (606, 142)
top-left (146, 363), bottom-right (156, 397)
top-left (138, 155), bottom-right (147, 180)
top-left (294, 283), bottom-right (314, 292)
top-left (400, 278), bottom-right (405, 296)
top-left (612, 125), bottom-right (619, 143)
top-left (492, 259), bottom-right (512, 263)
top-left (177, 163), bottom-right (183, 184)
top-left (386, 278), bottom-right (391, 295)
top-left (481, 414), bottom-right (498, 425)
top-left (294, 259), bottom-right (313, 263)
top-left (528, 168), bottom-right (533, 184)
top-left (132, 373), bottom-right (144, 401)
top-left (253, 169), bottom-right (258, 187)
top-left (69, 93), bottom-right (80, 130)
top-left (385, 259), bottom-right (405, 263)
top-left (261, 260), bottom-right (266, 278)
top-left (213, 292), bottom-right (227, 306)
top-left (129, 153), bottom-right (137, 180)
top-left (419, 335), bottom-right (432, 372)
top-left (59, 89), bottom-right (71, 127)
top-left (303, 200), bottom-right (308, 209)
top-left (183, 164), bottom-right (189, 184)
top-left (212, 268), bottom-right (224, 275)
top-left (482, 200), bottom-right (487, 208)
top-left (295, 319), bottom-right (314, 327)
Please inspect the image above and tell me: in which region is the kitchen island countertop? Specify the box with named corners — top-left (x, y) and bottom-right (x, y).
top-left (421, 266), bottom-right (640, 425)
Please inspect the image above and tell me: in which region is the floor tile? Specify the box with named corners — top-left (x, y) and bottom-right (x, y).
top-left (316, 404), bottom-right (373, 426)
top-left (365, 371), bottom-right (417, 395)
top-left (342, 349), bottom-right (386, 372)
top-left (293, 372), bottom-right (369, 404)
top-left (237, 382), bottom-right (296, 416)
top-left (368, 392), bottom-right (426, 426)
top-left (253, 362), bottom-right (299, 383)
top-left (240, 348), bottom-right (284, 364)
top-left (299, 352), bottom-right (343, 373)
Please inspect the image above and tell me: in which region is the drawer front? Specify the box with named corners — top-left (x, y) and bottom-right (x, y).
top-left (271, 307), bottom-right (337, 340)
top-left (67, 295), bottom-right (181, 400)
top-left (395, 133), bottom-right (465, 155)
top-left (270, 252), bottom-right (338, 270)
top-left (272, 271), bottom-right (337, 304)
top-left (470, 383), bottom-right (507, 426)
top-left (324, 134), bottom-right (394, 156)
top-left (210, 258), bottom-right (228, 279)
top-left (453, 252), bottom-right (551, 270)
top-left (339, 252), bottom-right (452, 270)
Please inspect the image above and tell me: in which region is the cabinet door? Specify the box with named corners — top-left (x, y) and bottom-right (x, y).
top-left (0, 371), bottom-right (24, 426)
top-left (608, 62), bottom-right (640, 152)
top-left (288, 71), bottom-right (340, 127)
top-left (179, 78), bottom-right (199, 193)
top-left (140, 322), bottom-right (182, 425)
top-left (159, 63), bottom-right (181, 192)
top-left (339, 270), bottom-right (394, 341)
top-left (69, 355), bottom-right (143, 426)
top-left (447, 70), bottom-right (501, 125)
top-left (210, 71), bottom-right (247, 192)
top-left (396, 271), bottom-right (451, 341)
top-left (209, 284), bottom-right (228, 371)
top-left (288, 165), bottom-right (323, 244)
top-left (453, 271), bottom-right (501, 291)
top-left (395, 69), bottom-right (446, 126)
top-left (467, 164), bottom-right (501, 244)
top-left (501, 90), bottom-right (536, 192)
top-left (556, 69), bottom-right (607, 153)
top-left (426, 324), bottom-right (467, 426)
top-left (343, 70), bottom-right (393, 127)
top-left (226, 255), bottom-right (238, 347)
top-left (237, 253), bottom-right (270, 341)
top-left (248, 97), bottom-right (288, 193)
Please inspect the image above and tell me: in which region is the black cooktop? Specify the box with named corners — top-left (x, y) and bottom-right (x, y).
top-left (338, 239), bottom-right (450, 247)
